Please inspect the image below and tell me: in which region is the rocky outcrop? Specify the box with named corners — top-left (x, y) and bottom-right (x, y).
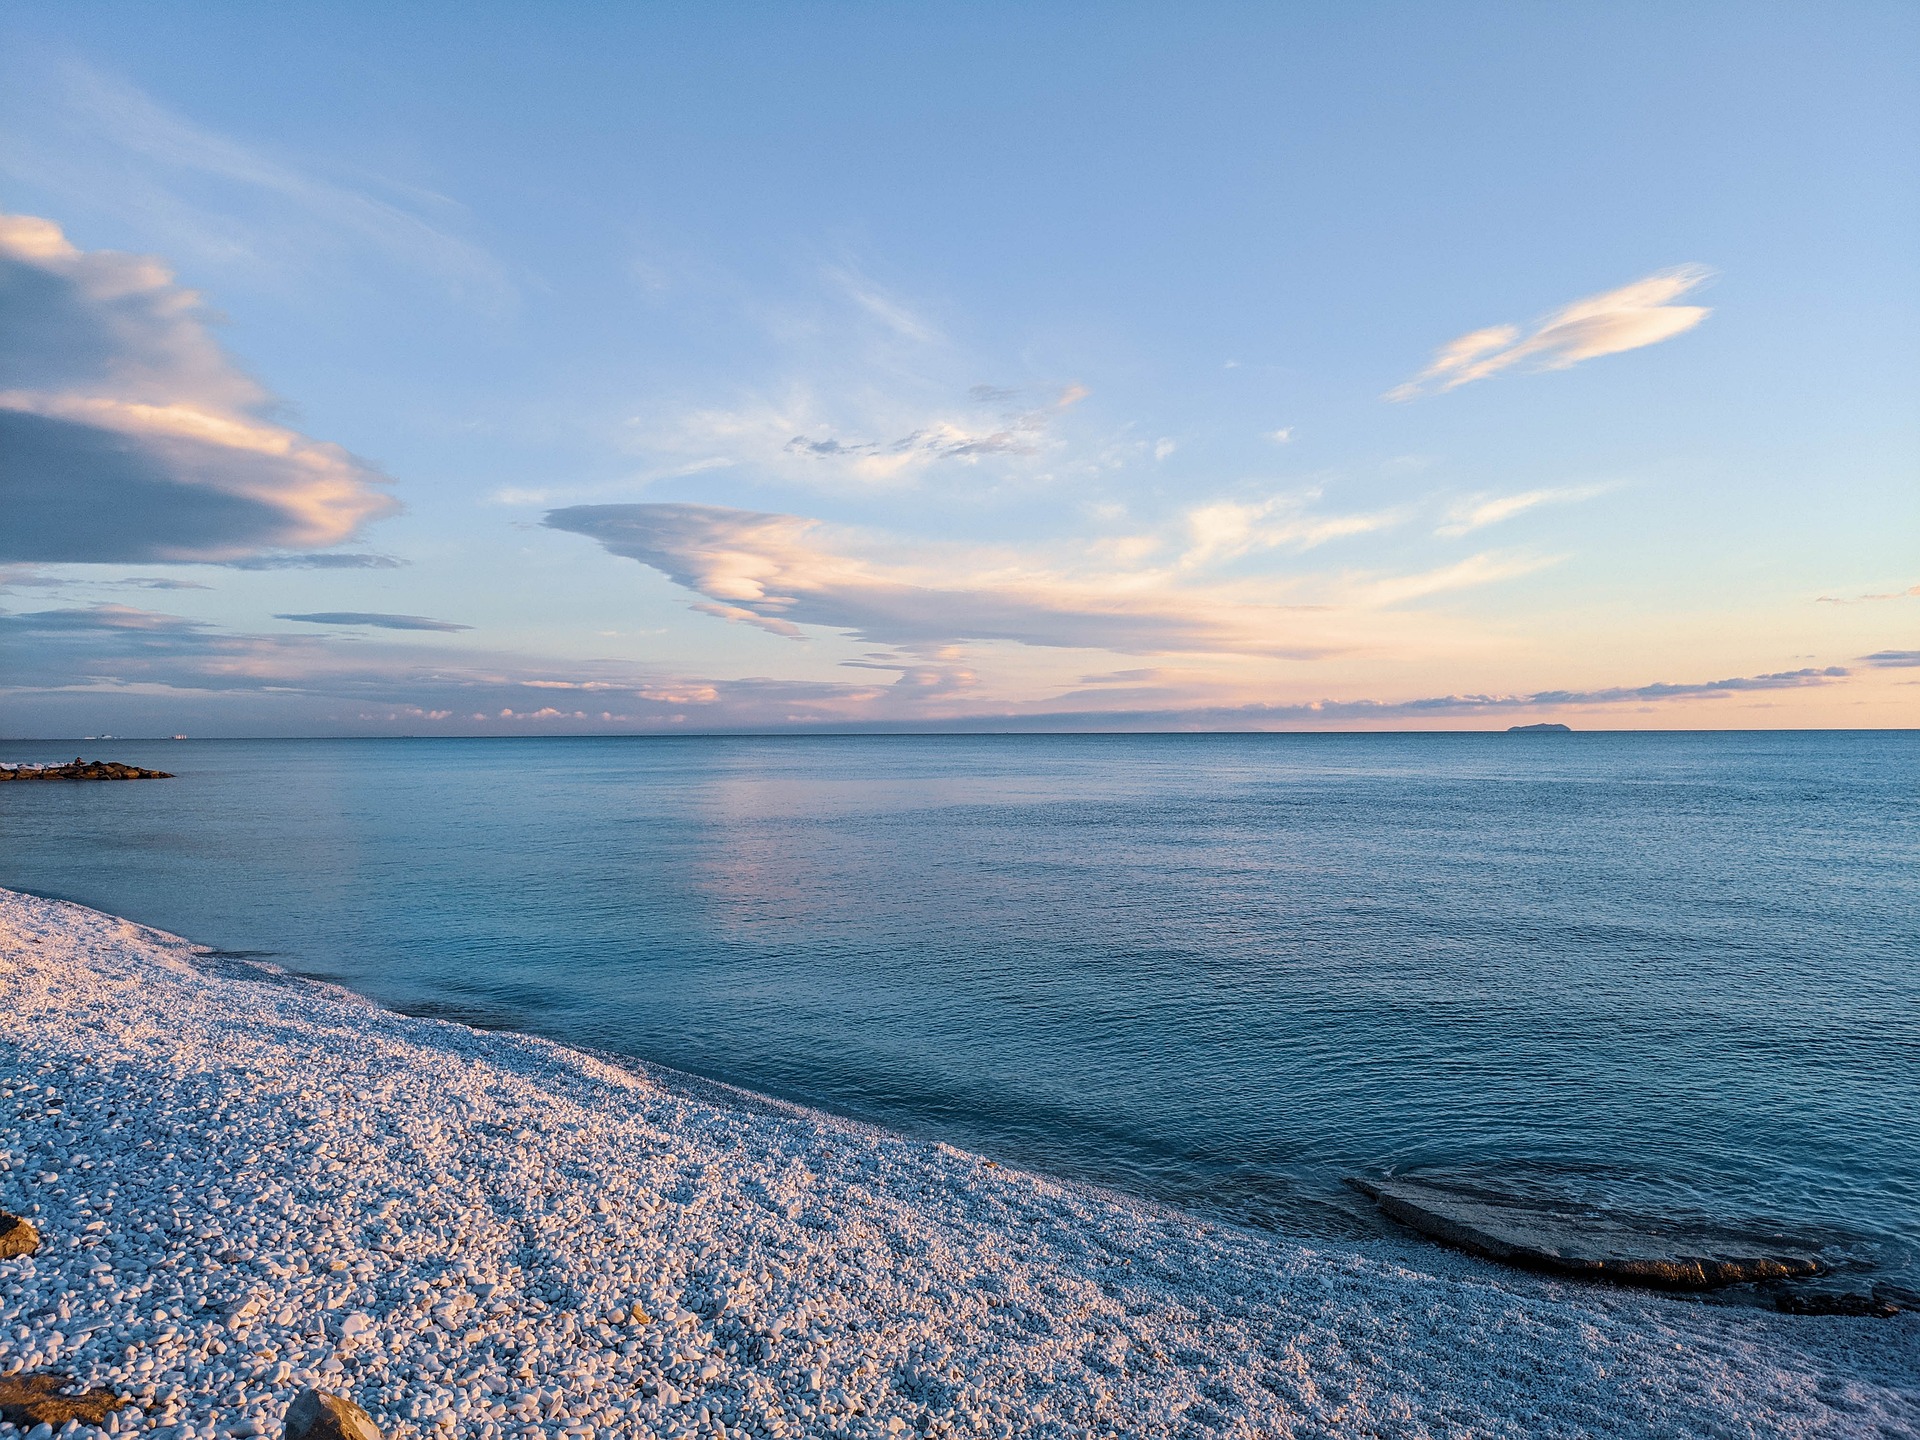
top-left (0, 758), bottom-right (173, 781)
top-left (1350, 1176), bottom-right (1823, 1290)
top-left (285, 1388), bottom-right (384, 1440)
top-left (0, 1372), bottom-right (132, 1427)
top-left (0, 1211), bottom-right (39, 1259)
top-left (1506, 722), bottom-right (1572, 733)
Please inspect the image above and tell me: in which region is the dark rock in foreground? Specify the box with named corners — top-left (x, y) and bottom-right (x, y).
top-left (0, 1211), bottom-right (39, 1258)
top-left (0, 757), bottom-right (173, 782)
top-left (1507, 722), bottom-right (1572, 733)
top-left (0, 1372), bottom-right (133, 1427)
top-left (1350, 1176), bottom-right (1823, 1290)
top-left (285, 1387), bottom-right (384, 1440)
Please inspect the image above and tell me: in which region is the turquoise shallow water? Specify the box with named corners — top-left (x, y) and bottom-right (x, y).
top-left (2, 733), bottom-right (1915, 1285)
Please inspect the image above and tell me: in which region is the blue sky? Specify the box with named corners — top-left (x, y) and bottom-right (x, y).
top-left (2, 2), bottom-right (1915, 734)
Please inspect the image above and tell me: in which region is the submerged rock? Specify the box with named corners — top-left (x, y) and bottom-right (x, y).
top-left (285, 1387), bottom-right (384, 1440)
top-left (1350, 1176), bottom-right (1823, 1290)
top-left (1774, 1287), bottom-right (1901, 1318)
top-left (0, 1372), bottom-right (132, 1427)
top-left (0, 1211), bottom-right (39, 1259)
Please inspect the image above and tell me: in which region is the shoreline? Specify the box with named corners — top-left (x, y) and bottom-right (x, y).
top-left (0, 889), bottom-right (1914, 1438)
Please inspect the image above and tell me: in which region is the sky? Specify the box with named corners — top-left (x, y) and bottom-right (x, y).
top-left (1, 1), bottom-right (1915, 736)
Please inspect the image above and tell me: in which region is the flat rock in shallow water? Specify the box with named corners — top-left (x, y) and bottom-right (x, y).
top-left (1351, 1177), bottom-right (1823, 1289)
top-left (0, 757), bottom-right (172, 781)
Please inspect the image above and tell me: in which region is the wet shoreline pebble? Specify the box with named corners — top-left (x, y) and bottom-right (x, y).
top-left (0, 888), bottom-right (1914, 1438)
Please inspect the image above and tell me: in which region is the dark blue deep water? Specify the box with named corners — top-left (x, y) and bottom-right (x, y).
top-left (3, 734), bottom-right (1915, 1284)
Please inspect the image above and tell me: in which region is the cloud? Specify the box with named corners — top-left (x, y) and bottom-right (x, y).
top-left (628, 380), bottom-right (1095, 494)
top-left (1266, 427), bottom-right (1294, 444)
top-left (827, 267), bottom-right (940, 344)
top-left (782, 384), bottom-right (1090, 476)
top-left (3, 603), bottom-right (213, 638)
top-left (0, 212), bottom-right (399, 563)
top-left (1817, 584), bottom-right (1919, 605)
top-left (275, 612), bottom-right (472, 632)
top-left (544, 500), bottom-right (1529, 658)
top-left (1388, 267), bottom-right (1712, 400)
top-left (5, 63), bottom-right (509, 304)
top-left (1180, 493), bottom-right (1401, 569)
top-left (1436, 485), bottom-right (1608, 536)
top-left (1008, 666), bottom-right (1852, 729)
top-left (1535, 665), bottom-right (1849, 700)
top-left (1361, 552), bottom-right (1562, 607)
top-left (0, 568), bottom-right (210, 594)
top-left (0, 602), bottom-right (1863, 736)
top-left (223, 553), bottom-right (407, 570)
top-left (546, 502), bottom-right (1344, 657)
top-left (0, 601), bottom-right (912, 732)
top-left (1860, 650), bottom-right (1920, 667)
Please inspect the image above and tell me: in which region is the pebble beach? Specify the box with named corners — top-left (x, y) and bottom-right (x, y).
top-left (0, 887), bottom-right (1914, 1440)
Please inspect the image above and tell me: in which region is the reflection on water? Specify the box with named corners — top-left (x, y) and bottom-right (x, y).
top-left (2, 732), bottom-right (1915, 1285)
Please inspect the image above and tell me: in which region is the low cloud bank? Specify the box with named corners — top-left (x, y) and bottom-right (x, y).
top-left (0, 601), bottom-right (1862, 735)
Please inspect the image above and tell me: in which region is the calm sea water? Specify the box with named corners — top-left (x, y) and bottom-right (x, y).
top-left (3, 734), bottom-right (1915, 1285)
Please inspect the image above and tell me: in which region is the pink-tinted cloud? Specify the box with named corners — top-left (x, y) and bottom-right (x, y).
top-left (0, 212), bottom-right (398, 563)
top-left (0, 601), bottom-right (1861, 735)
top-left (1388, 267), bottom-right (1712, 400)
top-left (544, 502), bottom-right (1351, 657)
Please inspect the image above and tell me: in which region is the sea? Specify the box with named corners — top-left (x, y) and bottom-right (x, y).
top-left (3, 732), bottom-right (1915, 1290)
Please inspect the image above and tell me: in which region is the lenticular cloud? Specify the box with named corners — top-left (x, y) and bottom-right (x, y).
top-left (0, 212), bottom-right (397, 562)
top-left (1388, 266), bottom-right (1713, 400)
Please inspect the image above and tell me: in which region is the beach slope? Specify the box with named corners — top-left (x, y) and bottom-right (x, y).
top-left (0, 889), bottom-right (1913, 1439)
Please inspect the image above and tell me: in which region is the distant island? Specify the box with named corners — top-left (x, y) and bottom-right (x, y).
top-left (0, 758), bottom-right (173, 782)
top-left (1507, 722), bottom-right (1572, 734)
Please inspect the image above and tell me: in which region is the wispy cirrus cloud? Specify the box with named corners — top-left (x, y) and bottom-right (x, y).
top-left (4, 62), bottom-right (510, 305)
top-left (507, 379), bottom-right (1094, 509)
top-left (1180, 492), bottom-right (1402, 569)
top-left (275, 612), bottom-right (472, 632)
top-left (1360, 551), bottom-right (1562, 607)
top-left (1388, 267), bottom-right (1712, 400)
top-left (653, 382), bottom-right (1092, 489)
top-left (826, 266), bottom-right (942, 344)
top-left (0, 212), bottom-right (398, 564)
top-left (1817, 583), bottom-right (1918, 604)
top-left (1436, 484), bottom-right (1609, 536)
